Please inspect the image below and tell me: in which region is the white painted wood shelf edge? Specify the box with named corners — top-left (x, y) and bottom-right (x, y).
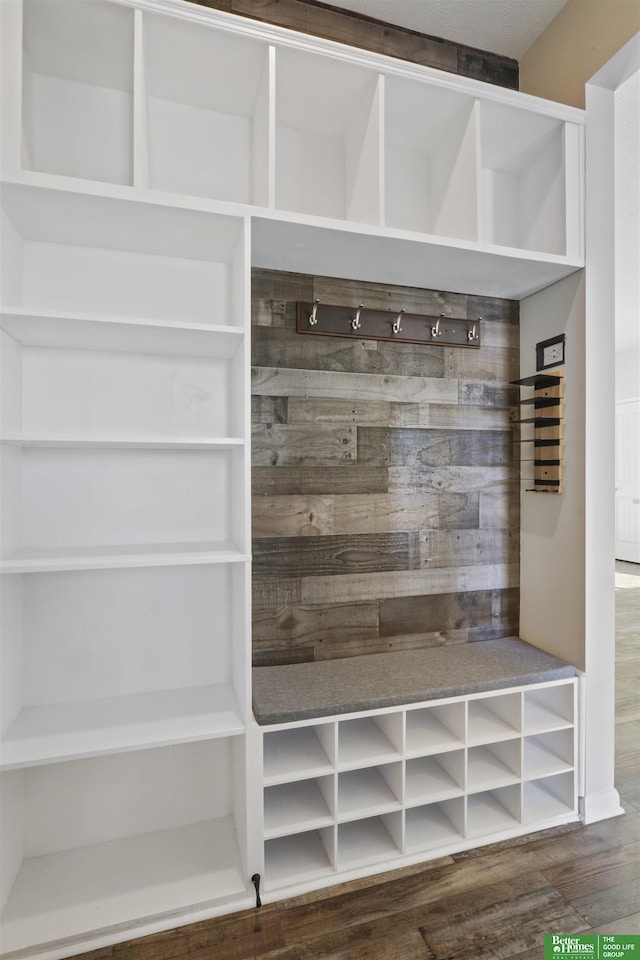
top-left (0, 541), bottom-right (249, 574)
top-left (0, 684), bottom-right (244, 770)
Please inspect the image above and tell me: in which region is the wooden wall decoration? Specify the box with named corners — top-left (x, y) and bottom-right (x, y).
top-left (186, 0), bottom-right (519, 89)
top-left (252, 269), bottom-right (521, 666)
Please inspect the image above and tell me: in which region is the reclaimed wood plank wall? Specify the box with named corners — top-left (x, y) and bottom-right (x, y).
top-left (186, 0), bottom-right (518, 89)
top-left (252, 269), bottom-right (521, 666)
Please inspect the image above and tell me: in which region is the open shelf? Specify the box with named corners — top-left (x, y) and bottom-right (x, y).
top-left (0, 741), bottom-right (248, 956)
top-left (0, 434), bottom-right (244, 450)
top-left (479, 101), bottom-right (567, 255)
top-left (405, 703), bottom-right (465, 756)
top-left (405, 753), bottom-right (465, 805)
top-left (337, 765), bottom-right (402, 820)
top-left (265, 828), bottom-right (335, 888)
top-left (275, 47), bottom-right (381, 224)
top-left (467, 694), bottom-right (521, 745)
top-left (264, 777), bottom-right (334, 839)
top-left (143, 13), bottom-right (270, 204)
top-left (337, 716), bottom-right (402, 769)
top-left (467, 743), bottom-right (521, 793)
top-left (21, 0), bottom-right (134, 185)
top-left (337, 814), bottom-right (401, 870)
top-left (385, 77), bottom-right (477, 240)
top-left (405, 798), bottom-right (465, 852)
top-left (522, 774), bottom-right (575, 823)
top-left (0, 540), bottom-right (247, 573)
top-left (467, 786), bottom-right (521, 838)
top-left (523, 731), bottom-right (573, 780)
top-left (263, 725), bottom-right (335, 785)
top-left (523, 686), bottom-right (574, 734)
top-left (1, 183), bottom-right (245, 326)
top-left (0, 564), bottom-right (247, 753)
top-left (0, 684), bottom-right (243, 770)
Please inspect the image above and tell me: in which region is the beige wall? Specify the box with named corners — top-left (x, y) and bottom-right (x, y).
top-left (521, 0), bottom-right (639, 107)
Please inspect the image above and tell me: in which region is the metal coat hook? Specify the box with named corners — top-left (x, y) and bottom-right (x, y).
top-left (467, 317), bottom-right (481, 342)
top-left (351, 304), bottom-right (364, 331)
top-left (392, 309), bottom-right (405, 334)
top-left (431, 314), bottom-right (444, 338)
top-left (308, 299), bottom-right (320, 326)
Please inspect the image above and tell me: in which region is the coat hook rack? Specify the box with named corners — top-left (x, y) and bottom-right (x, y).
top-left (297, 301), bottom-right (481, 349)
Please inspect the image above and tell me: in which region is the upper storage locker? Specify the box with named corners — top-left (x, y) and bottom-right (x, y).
top-left (478, 101), bottom-right (571, 255)
top-left (384, 77), bottom-right (478, 241)
top-left (21, 0), bottom-right (134, 185)
top-left (275, 47), bottom-right (382, 223)
top-left (143, 13), bottom-right (271, 204)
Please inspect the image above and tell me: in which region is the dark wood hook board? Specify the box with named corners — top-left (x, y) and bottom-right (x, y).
top-left (296, 301), bottom-right (481, 348)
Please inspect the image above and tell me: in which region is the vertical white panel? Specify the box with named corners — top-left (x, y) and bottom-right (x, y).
top-left (345, 74), bottom-right (383, 226)
top-left (133, 9), bottom-right (148, 189)
top-left (564, 123), bottom-right (583, 259)
top-left (0, 575), bottom-right (23, 737)
top-left (0, 771), bottom-right (24, 914)
top-left (0, 0), bottom-right (24, 178)
top-left (252, 47), bottom-right (275, 208)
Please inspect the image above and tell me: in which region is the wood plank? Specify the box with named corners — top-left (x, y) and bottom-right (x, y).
top-left (252, 268), bottom-right (313, 306)
top-left (480, 491), bottom-right (521, 529)
top-left (252, 423), bottom-right (356, 467)
top-left (252, 601), bottom-right (379, 648)
top-left (288, 397), bottom-right (394, 426)
top-left (300, 563), bottom-right (518, 604)
top-left (389, 465), bottom-right (517, 495)
top-left (253, 326), bottom-right (445, 378)
top-left (458, 46), bottom-right (519, 88)
top-left (252, 297), bottom-right (297, 329)
top-left (253, 532), bottom-right (420, 578)
top-left (252, 492), bottom-right (441, 537)
top-left (421, 529), bottom-right (519, 568)
top-left (571, 879), bottom-right (640, 929)
top-left (311, 280), bottom-right (467, 319)
top-left (459, 380), bottom-right (519, 407)
top-left (445, 345), bottom-right (520, 383)
top-left (379, 589), bottom-right (495, 636)
top-left (390, 402), bottom-right (514, 431)
top-left (252, 577), bottom-right (301, 611)
top-left (252, 465), bottom-right (388, 496)
top-left (251, 367), bottom-right (458, 404)
top-left (312, 629), bottom-right (471, 661)
top-left (419, 879), bottom-right (588, 960)
top-left (252, 396), bottom-right (289, 425)
top-left (544, 841), bottom-right (640, 901)
top-left (368, 427), bottom-right (514, 468)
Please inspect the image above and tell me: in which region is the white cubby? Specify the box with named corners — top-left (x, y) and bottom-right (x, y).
top-left (405, 798), bottom-right (465, 852)
top-left (479, 101), bottom-right (567, 254)
top-left (467, 785), bottom-right (521, 838)
top-left (523, 684), bottom-right (574, 734)
top-left (523, 730), bottom-right (574, 780)
top-left (385, 77), bottom-right (478, 239)
top-left (467, 693), bottom-right (521, 745)
top-left (405, 702), bottom-right (465, 756)
top-left (0, 564), bottom-right (247, 768)
top-left (263, 723), bottom-right (335, 785)
top-left (265, 827), bottom-right (335, 887)
top-left (337, 814), bottom-right (402, 870)
top-left (338, 714), bottom-right (403, 769)
top-left (405, 752), bottom-right (465, 805)
top-left (21, 0), bottom-right (134, 184)
top-left (143, 14), bottom-right (271, 204)
top-left (275, 47), bottom-right (381, 223)
top-left (0, 739), bottom-right (247, 955)
top-left (1, 184), bottom-right (244, 326)
top-left (522, 773), bottom-right (575, 823)
top-left (337, 764), bottom-right (402, 820)
top-left (467, 741), bottom-right (521, 793)
top-left (264, 777), bottom-right (334, 839)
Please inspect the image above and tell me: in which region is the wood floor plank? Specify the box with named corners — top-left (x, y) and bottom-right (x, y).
top-left (543, 841), bottom-right (640, 900)
top-left (590, 912), bottom-right (640, 934)
top-left (571, 878), bottom-right (640, 929)
top-left (419, 879), bottom-right (588, 960)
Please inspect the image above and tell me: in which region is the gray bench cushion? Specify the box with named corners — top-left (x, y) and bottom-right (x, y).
top-left (252, 637), bottom-right (576, 725)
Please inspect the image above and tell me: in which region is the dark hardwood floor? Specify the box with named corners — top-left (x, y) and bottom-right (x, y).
top-left (75, 562), bottom-right (639, 960)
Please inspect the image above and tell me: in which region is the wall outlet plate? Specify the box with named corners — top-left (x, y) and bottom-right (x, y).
top-left (536, 334), bottom-right (566, 370)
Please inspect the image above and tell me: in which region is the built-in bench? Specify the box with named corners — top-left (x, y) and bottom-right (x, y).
top-left (252, 636), bottom-right (576, 725)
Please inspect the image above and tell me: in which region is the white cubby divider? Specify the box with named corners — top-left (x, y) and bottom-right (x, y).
top-left (261, 680), bottom-right (577, 891)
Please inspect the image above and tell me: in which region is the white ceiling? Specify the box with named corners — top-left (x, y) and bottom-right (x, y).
top-left (325, 0), bottom-right (569, 60)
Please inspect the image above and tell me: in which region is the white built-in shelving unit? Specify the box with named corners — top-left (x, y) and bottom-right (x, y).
top-left (0, 0), bottom-right (585, 956)
top-left (260, 681), bottom-right (577, 891)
